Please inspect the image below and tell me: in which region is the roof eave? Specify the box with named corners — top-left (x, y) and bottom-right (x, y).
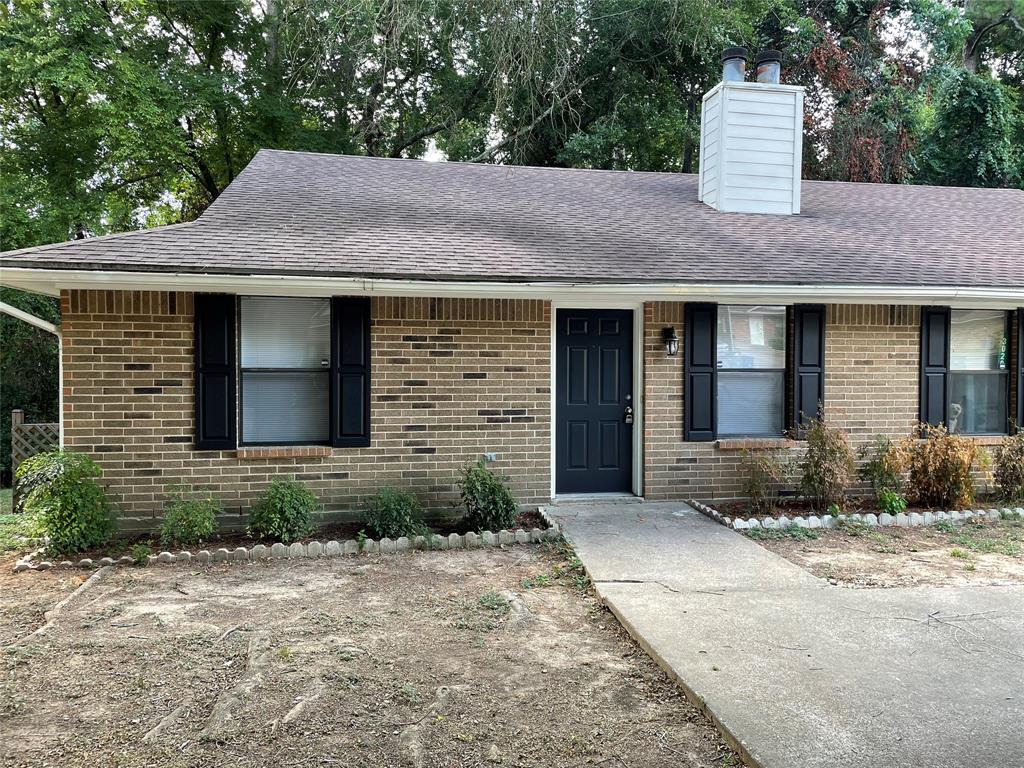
top-left (2, 266), bottom-right (1022, 308)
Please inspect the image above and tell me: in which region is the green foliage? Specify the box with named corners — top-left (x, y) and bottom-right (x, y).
top-left (918, 68), bottom-right (1022, 188)
top-left (740, 449), bottom-right (789, 515)
top-left (160, 487), bottom-right (220, 548)
top-left (799, 417), bottom-right (855, 511)
top-left (993, 431), bottom-right (1024, 501)
top-left (131, 543), bottom-right (152, 566)
top-left (0, 508), bottom-right (43, 554)
top-left (459, 460), bottom-right (517, 532)
top-left (363, 487), bottom-right (427, 539)
top-left (878, 488), bottom-right (908, 516)
top-left (858, 435), bottom-right (905, 499)
top-left (247, 478), bottom-right (319, 543)
top-left (15, 450), bottom-right (114, 555)
top-left (1, 288), bottom-right (60, 487)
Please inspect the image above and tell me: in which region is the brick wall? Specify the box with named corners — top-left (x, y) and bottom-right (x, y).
top-left (642, 302), bottom-right (925, 501)
top-left (61, 291), bottom-right (551, 531)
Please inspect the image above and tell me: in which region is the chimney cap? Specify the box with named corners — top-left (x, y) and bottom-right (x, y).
top-left (721, 47), bottom-right (749, 63)
top-left (755, 49), bottom-right (783, 65)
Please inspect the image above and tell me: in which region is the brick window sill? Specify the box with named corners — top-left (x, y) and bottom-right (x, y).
top-left (235, 446), bottom-right (332, 460)
top-left (715, 438), bottom-right (801, 451)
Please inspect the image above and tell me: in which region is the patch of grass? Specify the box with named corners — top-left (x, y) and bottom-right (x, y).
top-left (947, 521), bottom-right (1022, 558)
top-left (836, 519), bottom-right (871, 537)
top-left (949, 547), bottom-right (969, 559)
top-left (933, 520), bottom-right (956, 534)
top-left (963, 562), bottom-right (977, 572)
top-left (0, 488), bottom-right (11, 514)
top-left (746, 526), bottom-right (820, 541)
top-left (548, 540), bottom-right (591, 591)
top-left (0, 509), bottom-right (44, 554)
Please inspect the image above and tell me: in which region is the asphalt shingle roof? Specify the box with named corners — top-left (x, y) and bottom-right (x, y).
top-left (2, 149), bottom-right (1022, 288)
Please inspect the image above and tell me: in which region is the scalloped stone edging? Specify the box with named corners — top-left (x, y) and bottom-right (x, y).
top-left (689, 500), bottom-right (1024, 534)
top-left (11, 516), bottom-right (563, 573)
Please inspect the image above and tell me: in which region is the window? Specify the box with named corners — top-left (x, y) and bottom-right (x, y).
top-left (716, 305), bottom-right (787, 437)
top-left (240, 297), bottom-right (331, 445)
top-left (948, 309), bottom-right (1008, 435)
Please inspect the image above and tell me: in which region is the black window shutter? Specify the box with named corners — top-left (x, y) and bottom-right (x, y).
top-left (793, 304), bottom-right (826, 430)
top-left (1017, 308), bottom-right (1023, 433)
top-left (919, 306), bottom-right (950, 427)
top-left (194, 294), bottom-right (237, 450)
top-left (331, 297), bottom-right (371, 448)
top-left (684, 303), bottom-right (717, 441)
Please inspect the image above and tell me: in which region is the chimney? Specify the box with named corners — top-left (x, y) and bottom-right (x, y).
top-left (698, 49), bottom-right (804, 215)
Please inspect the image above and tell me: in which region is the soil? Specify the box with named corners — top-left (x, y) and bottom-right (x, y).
top-left (0, 545), bottom-right (738, 768)
top-left (749, 518), bottom-right (1024, 588)
top-left (64, 510), bottom-right (550, 564)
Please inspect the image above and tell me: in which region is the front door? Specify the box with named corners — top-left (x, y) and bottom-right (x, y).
top-left (555, 309), bottom-right (634, 494)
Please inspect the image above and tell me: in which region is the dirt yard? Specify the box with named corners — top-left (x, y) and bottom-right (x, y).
top-left (750, 518), bottom-right (1024, 588)
top-left (1, 545), bottom-right (738, 768)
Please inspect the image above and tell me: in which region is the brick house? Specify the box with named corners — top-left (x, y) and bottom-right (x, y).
top-left (2, 78), bottom-right (1023, 532)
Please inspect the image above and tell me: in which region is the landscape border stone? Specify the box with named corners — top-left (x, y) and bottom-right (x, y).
top-left (11, 508), bottom-right (565, 573)
top-left (690, 500), bottom-right (1024, 536)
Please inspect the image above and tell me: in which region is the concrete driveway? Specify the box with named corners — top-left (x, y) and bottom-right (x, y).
top-left (545, 501), bottom-right (1024, 768)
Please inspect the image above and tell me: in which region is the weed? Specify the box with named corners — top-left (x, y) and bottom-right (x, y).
top-left (395, 682), bottom-right (421, 705)
top-left (746, 526), bottom-right (820, 541)
top-left (277, 647), bottom-right (293, 660)
top-left (964, 562), bottom-right (977, 572)
top-left (949, 547), bottom-right (969, 559)
top-left (933, 520), bottom-right (956, 534)
top-left (837, 519), bottom-right (870, 537)
top-left (521, 574), bottom-right (552, 589)
top-left (130, 543), bottom-right (152, 565)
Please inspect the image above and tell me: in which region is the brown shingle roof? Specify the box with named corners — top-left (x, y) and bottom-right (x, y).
top-left (2, 149), bottom-right (1022, 288)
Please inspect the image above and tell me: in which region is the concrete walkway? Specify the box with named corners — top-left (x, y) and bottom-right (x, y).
top-left (545, 501), bottom-right (1024, 768)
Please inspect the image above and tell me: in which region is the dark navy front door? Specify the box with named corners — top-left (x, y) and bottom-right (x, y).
top-left (555, 309), bottom-right (634, 494)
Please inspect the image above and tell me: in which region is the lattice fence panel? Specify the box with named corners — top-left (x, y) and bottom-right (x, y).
top-left (12, 421), bottom-right (58, 471)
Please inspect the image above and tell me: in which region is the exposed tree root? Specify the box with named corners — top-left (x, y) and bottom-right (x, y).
top-left (142, 702), bottom-right (187, 744)
top-left (8, 566), bottom-right (113, 647)
top-left (200, 630), bottom-right (273, 742)
top-left (399, 686), bottom-right (454, 768)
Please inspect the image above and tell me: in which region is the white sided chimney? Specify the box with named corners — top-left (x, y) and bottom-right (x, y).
top-left (698, 48), bottom-right (805, 215)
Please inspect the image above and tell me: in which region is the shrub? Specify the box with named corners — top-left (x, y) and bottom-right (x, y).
top-left (740, 450), bottom-right (788, 515)
top-left (160, 487), bottom-right (220, 548)
top-left (460, 460), bottom-right (517, 532)
top-left (877, 488), bottom-right (908, 516)
top-left (131, 543), bottom-right (152, 566)
top-left (896, 424), bottom-right (978, 509)
top-left (248, 478), bottom-right (319, 543)
top-left (857, 435), bottom-right (904, 498)
top-left (363, 487), bottom-right (427, 539)
top-left (799, 417), bottom-right (855, 511)
top-left (993, 431), bottom-right (1024, 501)
top-left (15, 450), bottom-right (115, 555)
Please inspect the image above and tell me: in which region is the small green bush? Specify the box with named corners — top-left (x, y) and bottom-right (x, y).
top-left (857, 435), bottom-right (904, 498)
top-left (460, 460), bottom-right (517, 532)
top-left (799, 417), bottom-right (855, 511)
top-left (160, 487), bottom-right (220, 547)
top-left (993, 431), bottom-right (1024, 501)
top-left (131, 543), bottom-right (152, 566)
top-left (877, 488), bottom-right (908, 516)
top-left (248, 478), bottom-right (319, 543)
top-left (740, 449), bottom-right (788, 515)
top-left (15, 450), bottom-right (115, 555)
top-left (363, 487), bottom-right (427, 539)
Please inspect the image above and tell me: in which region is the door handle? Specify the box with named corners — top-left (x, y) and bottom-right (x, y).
top-left (624, 405), bottom-right (634, 425)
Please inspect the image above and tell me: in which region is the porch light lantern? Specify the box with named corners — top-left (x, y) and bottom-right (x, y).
top-left (661, 327), bottom-right (679, 357)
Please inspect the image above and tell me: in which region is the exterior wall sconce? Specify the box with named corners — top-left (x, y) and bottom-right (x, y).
top-left (661, 327), bottom-right (679, 357)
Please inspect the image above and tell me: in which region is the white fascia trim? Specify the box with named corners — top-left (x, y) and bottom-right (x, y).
top-left (0, 300), bottom-right (61, 337)
top-left (1, 267), bottom-right (1022, 308)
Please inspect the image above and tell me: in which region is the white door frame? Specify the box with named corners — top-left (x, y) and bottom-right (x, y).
top-left (549, 301), bottom-right (645, 499)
